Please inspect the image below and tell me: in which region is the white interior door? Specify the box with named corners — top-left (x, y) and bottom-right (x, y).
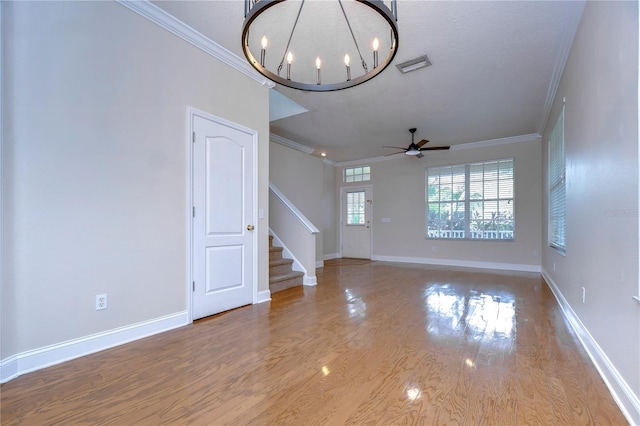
top-left (341, 186), bottom-right (372, 259)
top-left (192, 113), bottom-right (255, 320)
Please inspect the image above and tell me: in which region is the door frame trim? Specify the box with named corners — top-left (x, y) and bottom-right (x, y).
top-left (339, 185), bottom-right (373, 259)
top-left (187, 107), bottom-right (259, 322)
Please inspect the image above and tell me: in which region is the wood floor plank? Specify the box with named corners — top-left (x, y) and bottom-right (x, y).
top-left (0, 261), bottom-right (629, 425)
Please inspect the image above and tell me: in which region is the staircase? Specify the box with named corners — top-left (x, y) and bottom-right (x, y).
top-left (269, 235), bottom-right (304, 293)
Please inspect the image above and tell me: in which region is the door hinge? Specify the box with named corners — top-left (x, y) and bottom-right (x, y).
top-left (192, 132), bottom-right (196, 143)
top-left (192, 206), bottom-right (195, 217)
top-left (192, 281), bottom-right (195, 292)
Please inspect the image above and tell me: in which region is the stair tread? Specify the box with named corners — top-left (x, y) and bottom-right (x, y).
top-left (269, 271), bottom-right (304, 284)
top-left (269, 258), bottom-right (294, 267)
top-left (269, 246), bottom-right (283, 252)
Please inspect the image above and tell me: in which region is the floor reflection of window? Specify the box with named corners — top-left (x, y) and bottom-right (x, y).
top-left (424, 284), bottom-right (515, 350)
top-left (345, 288), bottom-right (367, 318)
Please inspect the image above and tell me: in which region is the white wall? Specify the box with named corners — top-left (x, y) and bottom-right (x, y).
top-left (337, 139), bottom-right (542, 271)
top-left (2, 1), bottom-right (269, 363)
top-left (542, 1), bottom-right (639, 421)
top-left (269, 141), bottom-right (325, 264)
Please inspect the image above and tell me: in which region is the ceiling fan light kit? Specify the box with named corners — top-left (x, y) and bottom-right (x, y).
top-left (242, 0), bottom-right (399, 92)
top-left (383, 128), bottom-right (450, 159)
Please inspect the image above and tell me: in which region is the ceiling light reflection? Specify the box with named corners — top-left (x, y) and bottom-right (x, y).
top-left (322, 366), bottom-right (330, 376)
top-left (406, 387), bottom-right (421, 401)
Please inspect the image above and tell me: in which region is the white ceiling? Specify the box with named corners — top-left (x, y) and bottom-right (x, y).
top-left (152, 0), bottom-right (585, 163)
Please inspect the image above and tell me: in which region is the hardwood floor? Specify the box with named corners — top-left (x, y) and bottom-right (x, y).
top-left (1, 260), bottom-right (628, 425)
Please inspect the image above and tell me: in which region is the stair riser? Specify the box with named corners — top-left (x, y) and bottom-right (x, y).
top-left (270, 276), bottom-right (303, 294)
top-left (269, 262), bottom-right (296, 276)
top-left (269, 249), bottom-right (283, 262)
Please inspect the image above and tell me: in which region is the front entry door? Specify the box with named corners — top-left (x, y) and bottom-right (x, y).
top-left (192, 113), bottom-right (255, 320)
top-left (341, 186), bottom-right (372, 259)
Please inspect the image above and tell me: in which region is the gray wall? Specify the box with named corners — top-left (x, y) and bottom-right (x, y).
top-left (542, 0), bottom-right (639, 411)
top-left (337, 139), bottom-right (542, 271)
top-left (2, 1), bottom-right (270, 359)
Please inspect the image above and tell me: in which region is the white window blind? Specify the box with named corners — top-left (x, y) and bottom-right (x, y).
top-left (548, 106), bottom-right (566, 252)
top-left (426, 159), bottom-right (514, 240)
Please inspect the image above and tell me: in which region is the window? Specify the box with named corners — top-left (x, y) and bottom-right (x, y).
top-left (346, 191), bottom-right (366, 225)
top-left (426, 159), bottom-right (514, 240)
top-left (344, 166), bottom-right (370, 183)
top-left (548, 106), bottom-right (565, 253)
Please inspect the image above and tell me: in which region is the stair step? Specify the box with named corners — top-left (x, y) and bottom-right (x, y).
top-left (269, 271), bottom-right (304, 294)
top-left (269, 258), bottom-right (294, 276)
top-left (269, 246), bottom-right (283, 262)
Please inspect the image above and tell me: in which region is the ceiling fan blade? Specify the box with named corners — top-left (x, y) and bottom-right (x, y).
top-left (420, 146), bottom-right (450, 151)
top-left (415, 139), bottom-right (430, 148)
top-left (416, 152), bottom-right (425, 159)
top-left (383, 146), bottom-right (408, 150)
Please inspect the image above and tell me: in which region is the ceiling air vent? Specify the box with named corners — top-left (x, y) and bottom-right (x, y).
top-left (396, 55), bottom-right (432, 74)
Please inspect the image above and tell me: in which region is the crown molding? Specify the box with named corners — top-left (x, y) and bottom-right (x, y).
top-left (537, 1), bottom-right (586, 135)
top-left (270, 134), bottom-right (315, 155)
top-left (323, 158), bottom-right (336, 166)
top-left (116, 0), bottom-right (275, 88)
top-left (334, 153), bottom-right (404, 167)
top-left (450, 133), bottom-right (541, 151)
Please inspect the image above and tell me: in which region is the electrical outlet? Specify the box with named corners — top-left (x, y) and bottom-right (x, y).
top-left (96, 294), bottom-right (107, 310)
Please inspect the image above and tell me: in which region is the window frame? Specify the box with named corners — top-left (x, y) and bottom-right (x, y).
top-left (548, 106), bottom-right (566, 254)
top-left (426, 158), bottom-right (515, 241)
top-left (343, 165), bottom-right (371, 183)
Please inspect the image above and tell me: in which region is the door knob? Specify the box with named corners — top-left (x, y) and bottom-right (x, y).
top-left (246, 225), bottom-right (255, 231)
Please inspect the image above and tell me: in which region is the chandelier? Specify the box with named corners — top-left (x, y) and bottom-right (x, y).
top-left (242, 0), bottom-right (399, 92)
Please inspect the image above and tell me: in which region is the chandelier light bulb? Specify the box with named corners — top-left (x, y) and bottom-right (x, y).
top-left (316, 57), bottom-right (321, 85)
top-left (286, 51), bottom-right (293, 80)
top-left (373, 37), bottom-right (379, 51)
top-left (260, 36), bottom-right (267, 66)
top-left (373, 37), bottom-right (379, 68)
top-left (344, 54), bottom-right (351, 81)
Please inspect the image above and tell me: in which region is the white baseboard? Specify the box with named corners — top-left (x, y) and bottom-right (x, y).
top-left (303, 275), bottom-right (317, 286)
top-left (542, 269), bottom-right (640, 425)
top-left (323, 253), bottom-right (340, 261)
top-left (371, 255), bottom-right (541, 273)
top-left (256, 289), bottom-right (271, 303)
top-left (0, 311), bottom-right (189, 384)
top-left (315, 260), bottom-right (324, 268)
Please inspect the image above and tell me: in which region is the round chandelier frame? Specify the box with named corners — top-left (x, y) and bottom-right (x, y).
top-left (242, 0), bottom-right (399, 92)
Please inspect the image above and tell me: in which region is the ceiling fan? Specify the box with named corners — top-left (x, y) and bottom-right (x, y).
top-left (384, 128), bottom-right (450, 158)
